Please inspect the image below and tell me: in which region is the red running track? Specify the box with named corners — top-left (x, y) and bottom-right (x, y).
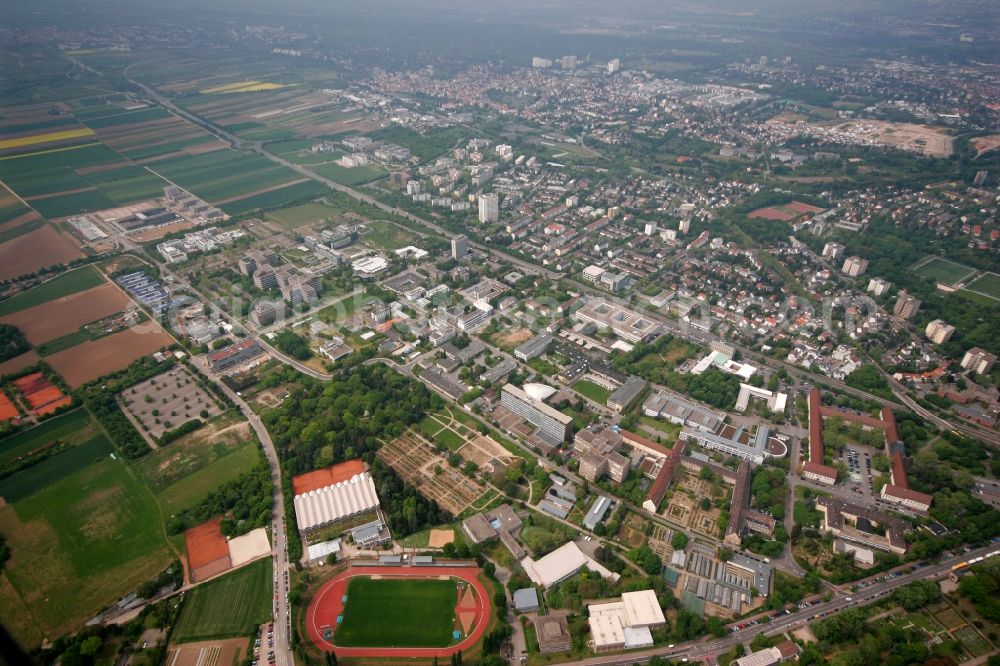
top-left (305, 565), bottom-right (491, 658)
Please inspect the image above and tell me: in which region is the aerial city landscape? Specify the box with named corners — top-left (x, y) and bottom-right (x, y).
top-left (0, 0), bottom-right (999, 664)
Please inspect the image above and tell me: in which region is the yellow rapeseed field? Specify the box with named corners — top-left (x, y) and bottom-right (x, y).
top-left (0, 128), bottom-right (95, 151)
top-left (198, 81), bottom-right (289, 94)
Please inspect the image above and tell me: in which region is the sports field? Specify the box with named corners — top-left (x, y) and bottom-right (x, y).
top-left (964, 272), bottom-right (1000, 302)
top-left (172, 557), bottom-right (273, 642)
top-left (912, 256), bottom-right (977, 287)
top-left (336, 577), bottom-right (457, 648)
top-left (573, 379), bottom-right (612, 403)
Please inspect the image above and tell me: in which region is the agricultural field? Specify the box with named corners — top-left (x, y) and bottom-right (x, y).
top-left (0, 409), bottom-right (94, 475)
top-left (336, 577), bottom-right (457, 648)
top-left (1, 282), bottom-right (131, 345)
top-left (0, 265), bottom-right (104, 316)
top-left (44, 326), bottom-right (176, 388)
top-left (0, 441), bottom-right (173, 647)
top-left (0, 225), bottom-right (82, 281)
top-left (911, 256), bottom-right (978, 287)
top-left (171, 557), bottom-right (273, 643)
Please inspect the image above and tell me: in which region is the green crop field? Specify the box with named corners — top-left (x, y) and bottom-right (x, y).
top-left (172, 557), bottom-right (273, 642)
top-left (572, 379), bottom-right (612, 403)
top-left (0, 265), bottom-right (104, 316)
top-left (0, 434), bottom-right (113, 503)
top-left (0, 408), bottom-right (93, 465)
top-left (912, 256), bottom-right (977, 287)
top-left (964, 272), bottom-right (1000, 301)
top-left (0, 454), bottom-right (172, 646)
top-left (30, 189), bottom-right (118, 219)
top-left (220, 181), bottom-right (327, 215)
top-left (335, 577), bottom-right (457, 648)
top-left (82, 107), bottom-right (172, 129)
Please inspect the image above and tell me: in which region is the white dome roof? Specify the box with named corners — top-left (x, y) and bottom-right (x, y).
top-left (523, 383), bottom-right (557, 401)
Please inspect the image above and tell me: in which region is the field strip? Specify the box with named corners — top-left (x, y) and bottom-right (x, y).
top-left (0, 141), bottom-right (101, 162)
top-left (211, 178), bottom-right (310, 205)
top-left (0, 128), bottom-right (95, 151)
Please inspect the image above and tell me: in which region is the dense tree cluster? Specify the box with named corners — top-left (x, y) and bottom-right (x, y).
top-left (0, 324), bottom-right (29, 363)
top-left (167, 463), bottom-right (272, 536)
top-left (274, 330), bottom-right (313, 360)
top-left (263, 365), bottom-right (449, 539)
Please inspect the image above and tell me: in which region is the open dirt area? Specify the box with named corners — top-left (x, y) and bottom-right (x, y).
top-left (457, 434), bottom-right (517, 468)
top-left (428, 529), bottom-right (455, 548)
top-left (120, 366), bottom-right (222, 439)
top-left (492, 327), bottom-right (534, 349)
top-left (228, 527), bottom-right (271, 567)
top-left (1, 283), bottom-right (131, 345)
top-left (166, 637), bottom-right (248, 666)
top-left (973, 134), bottom-right (1000, 157)
top-left (44, 326), bottom-right (175, 388)
top-left (0, 225), bottom-right (82, 281)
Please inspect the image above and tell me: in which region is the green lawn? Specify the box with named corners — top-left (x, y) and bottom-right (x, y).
top-left (964, 272), bottom-right (1000, 301)
top-left (435, 427), bottom-right (466, 451)
top-left (0, 454), bottom-right (173, 646)
top-left (153, 438), bottom-right (261, 512)
top-left (0, 265), bottom-right (104, 316)
top-left (267, 202), bottom-right (335, 230)
top-left (360, 219), bottom-right (419, 250)
top-left (912, 256), bottom-right (976, 287)
top-left (172, 557), bottom-right (273, 642)
top-left (572, 379), bottom-right (611, 403)
top-left (336, 577), bottom-right (457, 648)
top-left (0, 434), bottom-right (113, 503)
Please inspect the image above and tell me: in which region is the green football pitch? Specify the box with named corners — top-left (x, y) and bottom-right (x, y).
top-left (336, 577), bottom-right (457, 648)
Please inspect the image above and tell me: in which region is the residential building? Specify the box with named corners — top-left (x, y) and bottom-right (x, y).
top-left (822, 242), bottom-right (845, 260)
top-left (866, 277), bottom-right (892, 297)
top-left (841, 255), bottom-right (869, 277)
top-left (478, 192), bottom-right (499, 223)
top-left (962, 347), bottom-right (997, 374)
top-left (451, 234), bottom-right (469, 260)
top-left (925, 319), bottom-right (956, 344)
top-left (893, 291), bottom-right (921, 319)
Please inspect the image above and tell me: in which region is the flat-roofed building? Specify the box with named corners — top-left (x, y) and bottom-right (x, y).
top-left (501, 383), bottom-right (573, 445)
top-left (607, 375), bottom-right (647, 412)
top-left (207, 339), bottom-right (264, 372)
top-left (533, 614), bottom-right (572, 653)
top-left (515, 333), bottom-right (553, 361)
top-left (816, 496), bottom-right (907, 555)
top-left (520, 541), bottom-right (620, 589)
top-left (587, 590), bottom-right (665, 653)
top-left (643, 391), bottom-right (724, 432)
top-left (573, 299), bottom-right (661, 343)
top-left (734, 641), bottom-right (800, 666)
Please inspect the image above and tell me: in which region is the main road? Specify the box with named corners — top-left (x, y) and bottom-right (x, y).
top-left (569, 542), bottom-right (998, 665)
top-left (191, 354), bottom-right (294, 666)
